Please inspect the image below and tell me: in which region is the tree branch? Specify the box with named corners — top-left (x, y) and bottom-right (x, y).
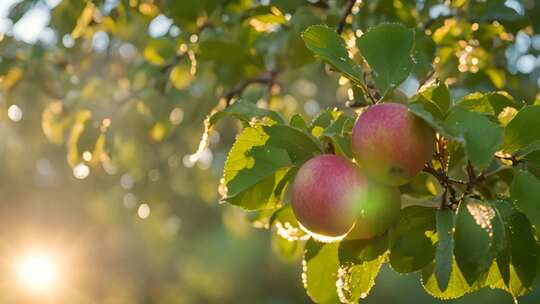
top-left (336, 0), bottom-right (357, 34)
top-left (223, 70), bottom-right (280, 107)
top-left (422, 139), bottom-right (520, 209)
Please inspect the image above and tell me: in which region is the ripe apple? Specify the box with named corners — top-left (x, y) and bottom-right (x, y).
top-left (291, 154), bottom-right (401, 239)
top-left (351, 102), bottom-right (435, 186)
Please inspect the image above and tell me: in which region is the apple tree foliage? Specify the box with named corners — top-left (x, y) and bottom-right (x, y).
top-left (3, 0), bottom-right (540, 303)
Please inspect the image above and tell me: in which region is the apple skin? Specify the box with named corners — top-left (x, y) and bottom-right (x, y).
top-left (351, 102), bottom-right (435, 186)
top-left (291, 154), bottom-right (402, 239)
top-left (291, 154), bottom-right (363, 237)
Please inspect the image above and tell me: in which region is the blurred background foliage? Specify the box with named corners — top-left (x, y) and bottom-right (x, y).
top-left (0, 0), bottom-right (539, 303)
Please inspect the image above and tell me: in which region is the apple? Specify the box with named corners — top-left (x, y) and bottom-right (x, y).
top-left (291, 154), bottom-right (401, 240)
top-left (352, 102), bottom-right (435, 186)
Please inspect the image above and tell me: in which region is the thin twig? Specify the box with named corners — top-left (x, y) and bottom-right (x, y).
top-left (223, 70), bottom-right (279, 107)
top-left (422, 137), bottom-right (464, 208)
top-left (495, 154), bottom-right (522, 166)
top-left (160, 54), bottom-right (183, 74)
top-left (336, 0), bottom-right (357, 34)
top-left (418, 69), bottom-right (436, 89)
top-left (345, 71), bottom-right (378, 107)
top-left (363, 71), bottom-right (382, 102)
top-left (421, 13), bottom-right (456, 32)
top-left (465, 161), bottom-right (477, 192)
top-left (422, 17), bottom-right (437, 32)
top-left (423, 164), bottom-right (466, 186)
top-left (421, 136), bottom-right (525, 209)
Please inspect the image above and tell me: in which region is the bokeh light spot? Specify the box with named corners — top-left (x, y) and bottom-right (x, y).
top-left (7, 104), bottom-right (22, 122)
top-left (138, 203), bottom-right (151, 219)
top-left (73, 163), bottom-right (90, 179)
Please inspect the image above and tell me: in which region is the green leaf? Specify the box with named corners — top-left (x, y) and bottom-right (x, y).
top-left (208, 99), bottom-right (286, 127)
top-left (455, 93), bottom-right (496, 115)
top-left (327, 134), bottom-right (353, 158)
top-left (503, 105), bottom-right (540, 153)
top-left (478, 2), bottom-right (529, 33)
top-left (435, 208), bottom-right (455, 292)
top-left (411, 29), bottom-right (436, 79)
top-left (510, 169), bottom-right (540, 231)
top-left (271, 232), bottom-right (304, 262)
top-left (416, 80), bottom-right (451, 116)
top-left (422, 259), bottom-right (481, 299)
top-left (408, 102), bottom-right (452, 138)
top-left (336, 255), bottom-right (385, 303)
top-left (454, 198), bottom-right (506, 285)
top-left (321, 113), bottom-right (352, 137)
top-left (516, 140), bottom-right (540, 159)
top-left (485, 258), bottom-right (531, 298)
top-left (303, 240), bottom-right (341, 304)
top-left (223, 124), bottom-right (292, 198)
top-left (496, 201), bottom-right (538, 290)
top-left (262, 124), bottom-right (323, 163)
top-left (338, 234), bottom-right (388, 264)
top-left (222, 122), bottom-right (322, 210)
top-left (389, 206), bottom-right (436, 273)
top-left (485, 201), bottom-right (536, 298)
top-left (400, 172), bottom-right (440, 199)
top-left (302, 25), bottom-right (363, 84)
top-left (427, 239), bottom-right (531, 299)
top-left (273, 166), bottom-right (298, 199)
top-left (225, 168), bottom-right (289, 210)
top-left (524, 146), bottom-right (540, 167)
top-left (357, 23), bottom-right (414, 96)
top-left (456, 92), bottom-right (519, 116)
top-left (289, 114), bottom-right (308, 130)
top-left (320, 113), bottom-right (354, 158)
top-left (486, 92), bottom-right (521, 115)
top-left (309, 109), bottom-right (341, 135)
top-left (444, 107), bottom-right (503, 168)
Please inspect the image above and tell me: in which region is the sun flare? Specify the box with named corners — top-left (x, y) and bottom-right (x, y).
top-left (16, 253), bottom-right (59, 293)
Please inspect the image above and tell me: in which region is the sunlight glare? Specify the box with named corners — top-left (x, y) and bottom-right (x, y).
top-left (16, 253), bottom-right (59, 293)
